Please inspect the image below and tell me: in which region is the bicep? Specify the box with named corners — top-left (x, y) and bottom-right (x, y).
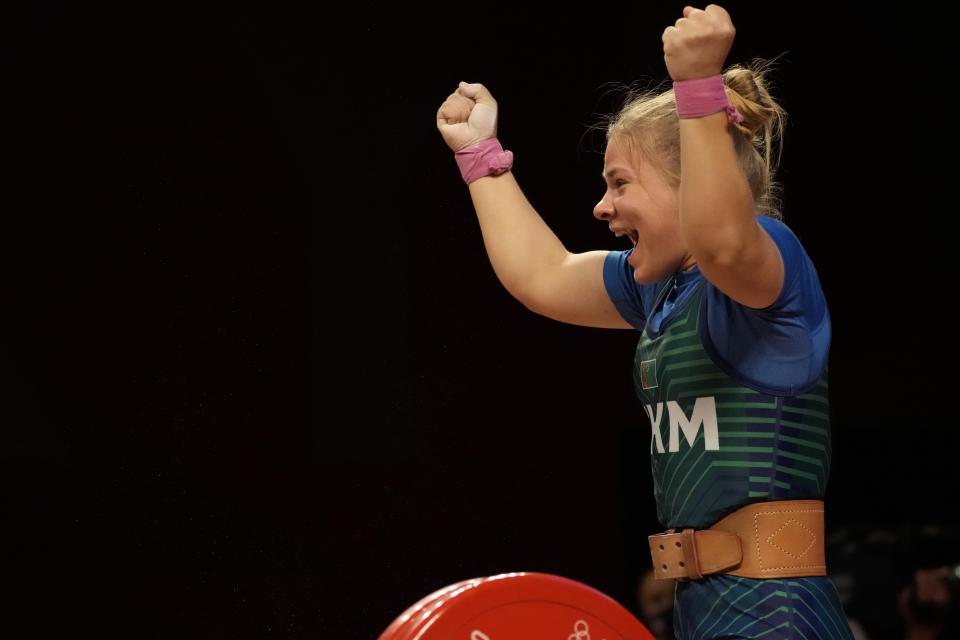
top-left (523, 250), bottom-right (633, 329)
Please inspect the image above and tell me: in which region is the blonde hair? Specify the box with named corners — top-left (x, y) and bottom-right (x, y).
top-left (594, 57), bottom-right (788, 219)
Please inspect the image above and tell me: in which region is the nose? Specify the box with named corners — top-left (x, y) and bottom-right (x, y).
top-left (593, 192), bottom-right (613, 221)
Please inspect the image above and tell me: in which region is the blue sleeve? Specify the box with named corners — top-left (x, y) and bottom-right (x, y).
top-left (602, 250), bottom-right (662, 331)
top-left (702, 217), bottom-right (831, 395)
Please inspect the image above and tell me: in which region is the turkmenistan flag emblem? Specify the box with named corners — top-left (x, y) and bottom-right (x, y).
top-left (640, 359), bottom-right (658, 390)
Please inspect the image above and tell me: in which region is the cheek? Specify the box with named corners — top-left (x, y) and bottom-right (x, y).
top-left (652, 208), bottom-right (680, 233)
top-left (635, 215), bottom-right (666, 239)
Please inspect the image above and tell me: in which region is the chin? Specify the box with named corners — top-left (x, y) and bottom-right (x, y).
top-left (632, 266), bottom-right (661, 286)
top-left (631, 258), bottom-right (671, 285)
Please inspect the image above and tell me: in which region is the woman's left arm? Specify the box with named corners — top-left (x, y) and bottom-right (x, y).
top-left (678, 113), bottom-right (784, 309)
top-left (664, 5), bottom-right (784, 309)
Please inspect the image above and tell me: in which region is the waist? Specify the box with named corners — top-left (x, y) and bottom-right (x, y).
top-left (648, 499), bottom-right (826, 581)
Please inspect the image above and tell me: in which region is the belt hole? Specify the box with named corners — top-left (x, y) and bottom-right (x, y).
top-left (675, 541), bottom-right (682, 547)
top-left (679, 561), bottom-right (685, 567)
top-left (661, 564), bottom-right (667, 570)
top-left (659, 544), bottom-right (664, 550)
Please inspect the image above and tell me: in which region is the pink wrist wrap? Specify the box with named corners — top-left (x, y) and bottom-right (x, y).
top-left (673, 74), bottom-right (744, 124)
top-left (455, 138), bottom-right (513, 184)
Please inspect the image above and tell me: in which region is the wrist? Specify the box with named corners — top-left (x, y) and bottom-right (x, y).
top-left (673, 74), bottom-right (743, 124)
top-left (455, 138), bottom-right (513, 184)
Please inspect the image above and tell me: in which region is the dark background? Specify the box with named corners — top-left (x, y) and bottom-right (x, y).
top-left (4, 1), bottom-right (951, 638)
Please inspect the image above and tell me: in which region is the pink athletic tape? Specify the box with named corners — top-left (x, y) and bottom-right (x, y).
top-left (673, 74), bottom-right (744, 124)
top-left (455, 138), bottom-right (514, 184)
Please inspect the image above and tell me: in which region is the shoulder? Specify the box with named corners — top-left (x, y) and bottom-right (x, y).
top-left (756, 216), bottom-right (807, 282)
top-left (753, 216), bottom-right (826, 324)
top-left (698, 216), bottom-right (832, 393)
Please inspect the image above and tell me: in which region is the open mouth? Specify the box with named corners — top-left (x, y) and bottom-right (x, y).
top-left (613, 229), bottom-right (639, 247)
top-left (618, 230), bottom-right (638, 248)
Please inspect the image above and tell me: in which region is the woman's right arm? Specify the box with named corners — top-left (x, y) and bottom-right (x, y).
top-left (467, 171), bottom-right (631, 329)
top-left (437, 81), bottom-right (631, 330)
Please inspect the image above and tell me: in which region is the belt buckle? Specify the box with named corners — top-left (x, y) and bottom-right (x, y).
top-left (651, 528), bottom-right (704, 582)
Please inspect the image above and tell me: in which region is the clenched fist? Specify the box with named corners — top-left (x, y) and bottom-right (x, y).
top-left (662, 5), bottom-right (735, 81)
top-left (436, 81), bottom-right (499, 152)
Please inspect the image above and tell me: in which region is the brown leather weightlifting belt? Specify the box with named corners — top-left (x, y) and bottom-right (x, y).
top-left (648, 499), bottom-right (826, 581)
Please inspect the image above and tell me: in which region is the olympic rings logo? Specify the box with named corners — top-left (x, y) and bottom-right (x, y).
top-left (470, 620), bottom-right (603, 640)
top-left (568, 620), bottom-right (591, 640)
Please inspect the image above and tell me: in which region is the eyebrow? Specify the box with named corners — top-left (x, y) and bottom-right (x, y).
top-left (602, 167), bottom-right (632, 180)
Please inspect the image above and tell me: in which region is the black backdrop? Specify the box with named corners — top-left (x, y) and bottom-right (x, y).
top-left (5, 1), bottom-right (949, 638)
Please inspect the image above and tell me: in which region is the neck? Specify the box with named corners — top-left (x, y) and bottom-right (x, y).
top-left (679, 254), bottom-right (698, 272)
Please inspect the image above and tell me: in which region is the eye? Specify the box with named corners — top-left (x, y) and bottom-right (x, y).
top-left (615, 180), bottom-right (626, 188)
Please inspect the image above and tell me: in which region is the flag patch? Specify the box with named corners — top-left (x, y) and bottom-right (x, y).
top-left (640, 359), bottom-right (658, 390)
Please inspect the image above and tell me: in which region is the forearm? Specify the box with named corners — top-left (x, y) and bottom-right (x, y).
top-left (678, 112), bottom-right (758, 263)
top-left (467, 171), bottom-right (569, 302)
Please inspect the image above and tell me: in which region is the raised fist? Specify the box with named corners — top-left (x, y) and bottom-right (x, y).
top-left (662, 5), bottom-right (735, 81)
top-left (436, 81), bottom-right (499, 152)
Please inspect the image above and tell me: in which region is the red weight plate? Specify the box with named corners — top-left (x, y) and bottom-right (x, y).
top-left (411, 572), bottom-right (655, 640)
top-left (397, 575), bottom-right (505, 640)
top-left (456, 601), bottom-right (627, 640)
top-left (379, 577), bottom-right (483, 640)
